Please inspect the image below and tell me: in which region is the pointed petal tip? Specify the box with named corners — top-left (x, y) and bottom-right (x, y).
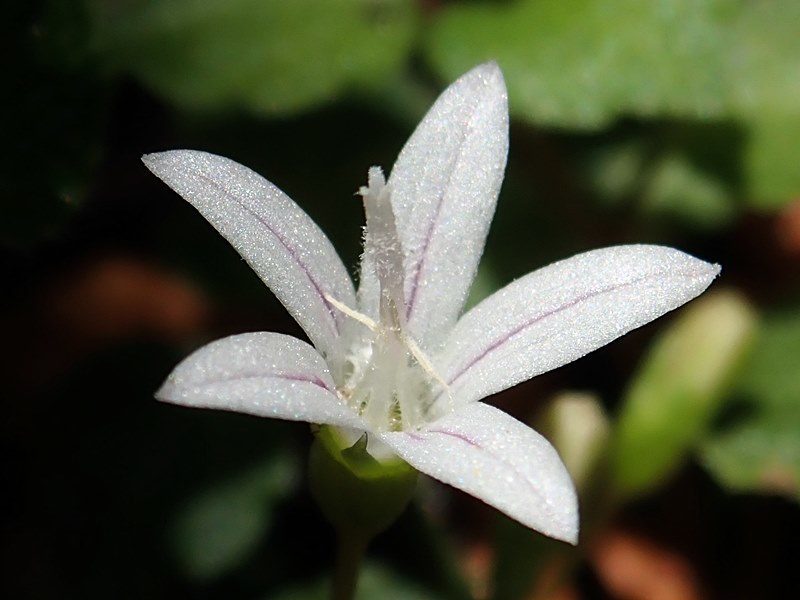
top-left (462, 61), bottom-right (506, 95)
top-left (141, 150), bottom-right (179, 178)
top-left (141, 152), bottom-right (159, 171)
top-left (703, 262), bottom-right (722, 292)
top-left (141, 149), bottom-right (198, 175)
top-left (552, 512), bottom-right (580, 546)
top-left (141, 149), bottom-right (170, 165)
top-left (154, 375), bottom-right (191, 408)
top-left (153, 381), bottom-right (172, 404)
top-left (534, 481), bottom-right (580, 545)
top-left (472, 60), bottom-right (501, 76)
top-left (681, 252), bottom-right (721, 296)
top-left (606, 245), bottom-right (721, 298)
top-left (566, 529), bottom-right (580, 546)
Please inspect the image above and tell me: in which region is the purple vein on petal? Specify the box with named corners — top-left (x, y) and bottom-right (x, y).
top-left (404, 184), bottom-right (446, 321)
top-left (404, 123), bottom-right (474, 323)
top-left (195, 372), bottom-right (334, 393)
top-left (198, 173), bottom-right (340, 336)
top-left (422, 427), bottom-right (553, 509)
top-left (447, 272), bottom-right (679, 387)
top-left (427, 428), bottom-right (480, 448)
top-left (277, 373), bottom-right (333, 391)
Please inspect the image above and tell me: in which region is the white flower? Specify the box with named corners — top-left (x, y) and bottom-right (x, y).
top-left (143, 63), bottom-right (719, 544)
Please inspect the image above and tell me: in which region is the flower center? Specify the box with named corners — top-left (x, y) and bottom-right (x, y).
top-left (330, 168), bottom-right (446, 432)
top-left (339, 312), bottom-right (440, 432)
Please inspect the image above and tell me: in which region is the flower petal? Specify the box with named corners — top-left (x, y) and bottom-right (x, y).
top-left (143, 150), bottom-right (355, 366)
top-left (385, 62), bottom-right (509, 349)
top-left (157, 332), bottom-right (364, 429)
top-left (379, 402), bottom-right (578, 543)
top-left (439, 245), bottom-right (720, 406)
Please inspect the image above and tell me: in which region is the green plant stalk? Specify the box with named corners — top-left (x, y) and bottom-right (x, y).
top-left (333, 530), bottom-right (369, 600)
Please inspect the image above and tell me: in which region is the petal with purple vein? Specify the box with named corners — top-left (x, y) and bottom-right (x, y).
top-left (379, 402), bottom-right (578, 543)
top-left (143, 150), bottom-right (355, 368)
top-left (377, 62), bottom-right (509, 349)
top-left (439, 245), bottom-right (720, 407)
top-left (157, 332), bottom-right (364, 429)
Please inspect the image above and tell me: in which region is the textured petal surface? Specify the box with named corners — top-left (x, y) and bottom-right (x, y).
top-left (383, 62), bottom-right (509, 349)
top-left (143, 150), bottom-right (355, 366)
top-left (157, 332), bottom-right (364, 429)
top-left (439, 245), bottom-right (721, 406)
top-left (379, 402), bottom-right (578, 543)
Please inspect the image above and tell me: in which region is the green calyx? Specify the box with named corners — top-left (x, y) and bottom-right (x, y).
top-left (309, 425), bottom-right (418, 538)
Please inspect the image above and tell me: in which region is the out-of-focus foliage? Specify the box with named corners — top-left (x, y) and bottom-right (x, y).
top-left (170, 453), bottom-right (297, 581)
top-left (641, 151), bottom-right (735, 229)
top-left (612, 291), bottom-right (757, 498)
top-left (426, 0), bottom-right (800, 207)
top-left (702, 308), bottom-right (800, 501)
top-left (87, 0), bottom-right (418, 115)
top-left (540, 391), bottom-right (610, 492)
top-left (271, 562), bottom-right (445, 599)
top-left (744, 117), bottom-right (800, 209)
top-left (578, 122), bottom-right (744, 231)
top-left (427, 0), bottom-right (729, 128)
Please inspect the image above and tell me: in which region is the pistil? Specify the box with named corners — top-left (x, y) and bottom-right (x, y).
top-left (328, 168), bottom-right (448, 432)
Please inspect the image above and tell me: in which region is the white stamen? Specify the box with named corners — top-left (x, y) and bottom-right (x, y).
top-left (324, 290), bottom-right (449, 431)
top-left (325, 293), bottom-right (378, 331)
top-left (401, 331), bottom-right (451, 399)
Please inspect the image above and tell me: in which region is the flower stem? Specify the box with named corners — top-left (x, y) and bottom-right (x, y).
top-left (332, 530), bottom-right (368, 600)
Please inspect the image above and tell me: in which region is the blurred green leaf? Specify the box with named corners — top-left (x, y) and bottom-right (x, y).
top-left (611, 290), bottom-right (757, 498)
top-left (742, 116), bottom-right (800, 209)
top-left (581, 140), bottom-right (647, 209)
top-left (271, 561), bottom-right (444, 600)
top-left (88, 0), bottom-right (418, 114)
top-left (728, 0), bottom-right (800, 206)
top-left (580, 121), bottom-right (743, 228)
top-left (427, 0), bottom-right (800, 207)
top-left (642, 151), bottom-right (735, 229)
top-left (426, 0), bottom-right (731, 129)
top-left (736, 308), bottom-right (800, 406)
top-left (702, 418), bottom-right (800, 501)
top-left (728, 0), bottom-right (800, 116)
top-left (540, 391), bottom-right (610, 492)
top-left (701, 307), bottom-right (800, 501)
top-left (170, 452), bottom-right (297, 581)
